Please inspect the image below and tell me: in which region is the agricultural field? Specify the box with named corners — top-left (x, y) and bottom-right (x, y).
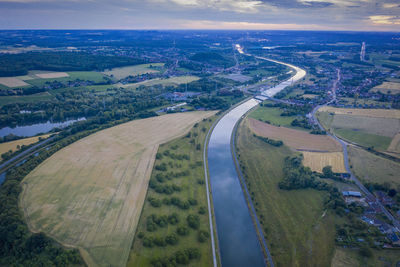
top-left (371, 81), bottom-right (400, 94)
top-left (20, 111), bottom-right (215, 267)
top-left (248, 106), bottom-right (299, 128)
top-left (236, 120), bottom-right (336, 266)
top-left (0, 133), bottom-right (52, 155)
top-left (317, 107), bottom-right (400, 151)
top-left (388, 133), bottom-right (400, 154)
top-left (128, 115), bottom-right (217, 267)
top-left (0, 70), bottom-right (109, 88)
top-left (332, 247), bottom-right (400, 267)
top-left (248, 118), bottom-right (342, 152)
top-left (120, 75), bottom-right (199, 89)
top-left (103, 63), bottom-right (164, 80)
top-left (302, 151), bottom-right (346, 173)
top-left (0, 92), bottom-right (54, 106)
top-left (318, 106), bottom-right (400, 119)
top-left (348, 146), bottom-right (400, 188)
top-left (0, 77), bottom-right (30, 87)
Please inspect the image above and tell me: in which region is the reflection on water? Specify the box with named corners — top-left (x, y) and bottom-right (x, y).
top-left (0, 118), bottom-right (86, 138)
top-left (208, 99), bottom-right (265, 267)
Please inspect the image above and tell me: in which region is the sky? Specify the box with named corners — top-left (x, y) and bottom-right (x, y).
top-left (0, 0), bottom-right (399, 31)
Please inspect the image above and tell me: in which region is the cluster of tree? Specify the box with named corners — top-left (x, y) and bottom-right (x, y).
top-left (291, 118), bottom-right (312, 129)
top-left (161, 150), bottom-right (190, 160)
top-left (0, 88), bottom-right (165, 128)
top-left (365, 182), bottom-right (398, 198)
top-left (217, 89), bottom-right (244, 98)
top-left (189, 52), bottom-right (235, 68)
top-left (176, 78), bottom-right (223, 93)
top-left (178, 61), bottom-right (203, 71)
top-left (310, 128), bottom-right (326, 135)
top-left (278, 156), bottom-right (346, 213)
top-left (150, 247), bottom-right (201, 267)
top-left (149, 182), bottom-right (181, 195)
top-left (154, 170), bottom-right (190, 183)
top-left (253, 134), bottom-right (283, 147)
top-left (161, 196), bottom-right (198, 210)
top-left (146, 213), bottom-right (180, 232)
top-left (0, 52), bottom-right (144, 77)
top-left (190, 96), bottom-right (230, 111)
top-left (320, 166), bottom-right (349, 183)
top-left (142, 233), bottom-right (179, 248)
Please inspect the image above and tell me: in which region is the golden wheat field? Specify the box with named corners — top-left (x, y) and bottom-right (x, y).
top-left (302, 151), bottom-right (346, 173)
top-left (318, 106), bottom-right (400, 119)
top-left (20, 111), bottom-right (215, 267)
top-left (0, 134), bottom-right (52, 155)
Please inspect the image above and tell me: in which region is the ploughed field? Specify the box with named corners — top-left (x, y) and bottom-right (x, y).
top-left (20, 111), bottom-right (215, 267)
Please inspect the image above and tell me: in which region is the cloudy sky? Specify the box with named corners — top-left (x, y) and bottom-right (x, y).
top-left (0, 0), bottom-right (399, 31)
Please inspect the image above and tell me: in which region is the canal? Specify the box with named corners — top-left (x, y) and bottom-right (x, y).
top-left (207, 49), bottom-right (306, 267)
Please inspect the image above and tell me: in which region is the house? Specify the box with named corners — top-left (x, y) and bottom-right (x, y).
top-left (342, 191), bottom-right (362, 197)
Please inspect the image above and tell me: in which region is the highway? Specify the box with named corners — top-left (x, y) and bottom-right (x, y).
top-left (0, 136), bottom-right (56, 172)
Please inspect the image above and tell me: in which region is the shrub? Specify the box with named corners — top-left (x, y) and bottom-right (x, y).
top-left (187, 214), bottom-right (200, 229)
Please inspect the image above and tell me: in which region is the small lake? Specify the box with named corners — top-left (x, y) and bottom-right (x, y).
top-left (0, 118), bottom-right (86, 138)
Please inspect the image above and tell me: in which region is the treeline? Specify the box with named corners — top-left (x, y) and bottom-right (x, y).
top-left (0, 52), bottom-right (144, 77)
top-left (253, 134), bottom-right (283, 147)
top-left (278, 156), bottom-right (346, 213)
top-left (190, 96), bottom-right (230, 110)
top-left (0, 88), bottom-right (165, 128)
top-left (189, 52), bottom-right (235, 68)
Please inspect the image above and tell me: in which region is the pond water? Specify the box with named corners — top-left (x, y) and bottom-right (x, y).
top-left (0, 118), bottom-right (86, 138)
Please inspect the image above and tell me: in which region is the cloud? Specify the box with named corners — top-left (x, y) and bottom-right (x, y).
top-left (181, 19), bottom-right (326, 30)
top-left (369, 15), bottom-right (400, 25)
top-left (382, 3), bottom-right (400, 9)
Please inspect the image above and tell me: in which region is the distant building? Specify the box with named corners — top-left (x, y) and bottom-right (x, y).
top-left (342, 191), bottom-right (362, 197)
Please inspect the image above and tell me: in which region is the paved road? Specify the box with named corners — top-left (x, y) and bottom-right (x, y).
top-left (0, 136), bottom-right (55, 171)
top-left (309, 71), bottom-right (400, 231)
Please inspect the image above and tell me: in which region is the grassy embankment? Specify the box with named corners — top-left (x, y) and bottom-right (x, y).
top-left (127, 114), bottom-right (218, 267)
top-left (235, 119), bottom-right (336, 266)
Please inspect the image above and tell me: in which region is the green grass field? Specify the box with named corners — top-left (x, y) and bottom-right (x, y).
top-left (317, 111), bottom-right (394, 151)
top-left (103, 63), bottom-right (164, 80)
top-left (348, 146), bottom-right (400, 188)
top-left (26, 71), bottom-right (108, 87)
top-left (0, 92), bottom-right (54, 106)
top-left (127, 116), bottom-right (216, 267)
top-left (121, 75), bottom-right (199, 89)
top-left (332, 247), bottom-right (400, 267)
top-left (236, 120), bottom-right (336, 266)
top-left (248, 105), bottom-right (303, 129)
top-left (334, 129), bottom-right (391, 151)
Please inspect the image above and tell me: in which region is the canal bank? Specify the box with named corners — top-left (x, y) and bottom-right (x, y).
top-left (206, 46), bottom-right (306, 267)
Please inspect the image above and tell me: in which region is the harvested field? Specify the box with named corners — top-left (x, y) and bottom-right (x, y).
top-left (302, 151), bottom-right (346, 173)
top-left (371, 81), bottom-right (400, 94)
top-left (0, 134), bottom-right (52, 155)
top-left (318, 106), bottom-right (400, 119)
top-left (222, 73), bottom-right (252, 82)
top-left (120, 75), bottom-right (199, 89)
top-left (20, 111), bottom-right (215, 267)
top-left (35, 72), bottom-right (69, 79)
top-left (302, 94), bottom-right (318, 99)
top-left (248, 118), bottom-right (342, 152)
top-left (103, 63), bottom-right (163, 80)
top-left (388, 133), bottom-right (400, 153)
top-left (328, 114), bottom-right (399, 138)
top-left (0, 77), bottom-right (30, 88)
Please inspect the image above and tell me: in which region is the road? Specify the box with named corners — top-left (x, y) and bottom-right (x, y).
top-left (309, 70), bottom-right (400, 231)
top-left (0, 136), bottom-right (56, 172)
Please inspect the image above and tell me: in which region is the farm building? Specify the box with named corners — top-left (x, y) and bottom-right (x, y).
top-left (342, 191), bottom-right (362, 197)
